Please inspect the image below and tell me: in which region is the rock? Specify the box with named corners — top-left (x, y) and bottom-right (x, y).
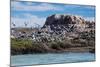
top-left (43, 14), bottom-right (92, 33)
top-left (44, 14), bottom-right (84, 25)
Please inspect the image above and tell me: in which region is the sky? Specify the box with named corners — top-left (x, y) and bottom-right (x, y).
top-left (11, 1), bottom-right (95, 28)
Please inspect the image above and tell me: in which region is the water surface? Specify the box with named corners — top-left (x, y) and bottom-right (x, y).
top-left (11, 52), bottom-right (95, 66)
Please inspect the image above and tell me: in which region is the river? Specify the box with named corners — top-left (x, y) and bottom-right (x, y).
top-left (11, 52), bottom-right (95, 66)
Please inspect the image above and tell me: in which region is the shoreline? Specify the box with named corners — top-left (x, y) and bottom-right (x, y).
top-left (11, 47), bottom-right (95, 56)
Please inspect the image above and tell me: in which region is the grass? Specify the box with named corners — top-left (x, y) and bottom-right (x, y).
top-left (11, 38), bottom-right (50, 55)
top-left (11, 37), bottom-right (95, 55)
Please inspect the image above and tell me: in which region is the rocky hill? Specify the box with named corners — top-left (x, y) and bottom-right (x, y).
top-left (42, 14), bottom-right (95, 33)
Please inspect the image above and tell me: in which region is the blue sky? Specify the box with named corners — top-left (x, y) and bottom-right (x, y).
top-left (11, 1), bottom-right (95, 27)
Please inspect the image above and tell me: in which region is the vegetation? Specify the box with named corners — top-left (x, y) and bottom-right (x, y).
top-left (11, 38), bottom-right (48, 55)
top-left (11, 33), bottom-right (95, 55)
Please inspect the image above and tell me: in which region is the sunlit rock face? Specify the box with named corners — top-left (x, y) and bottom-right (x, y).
top-left (44, 14), bottom-right (84, 25)
top-left (43, 14), bottom-right (95, 33)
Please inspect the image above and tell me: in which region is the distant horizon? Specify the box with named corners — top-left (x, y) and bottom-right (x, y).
top-left (11, 1), bottom-right (95, 28)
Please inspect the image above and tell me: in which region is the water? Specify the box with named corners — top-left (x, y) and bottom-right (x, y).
top-left (11, 52), bottom-right (95, 66)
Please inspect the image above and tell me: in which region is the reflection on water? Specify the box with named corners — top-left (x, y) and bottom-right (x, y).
top-left (11, 52), bottom-right (95, 66)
